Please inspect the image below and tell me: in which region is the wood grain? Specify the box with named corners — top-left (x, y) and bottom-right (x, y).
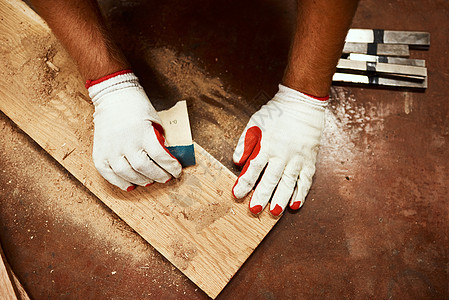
top-left (2, 256), bottom-right (30, 300)
top-left (0, 0), bottom-right (278, 298)
top-left (0, 243), bottom-right (18, 300)
top-left (10, 269), bottom-right (30, 300)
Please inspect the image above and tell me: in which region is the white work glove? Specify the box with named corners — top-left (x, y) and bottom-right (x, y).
top-left (87, 71), bottom-right (182, 191)
top-left (232, 84), bottom-right (328, 216)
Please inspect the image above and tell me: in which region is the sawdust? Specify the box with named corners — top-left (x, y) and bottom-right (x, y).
top-left (0, 114), bottom-right (150, 262)
top-left (326, 86), bottom-right (403, 150)
top-left (322, 86), bottom-right (411, 177)
top-left (321, 86), bottom-right (390, 170)
top-left (181, 201), bottom-right (233, 233)
top-left (1, 33), bottom-right (61, 105)
top-left (143, 47), bottom-right (249, 169)
top-left (0, 113), bottom-right (196, 296)
top-left (329, 87), bottom-right (384, 137)
top-left (169, 236), bottom-right (198, 271)
top-left (0, 29), bottom-right (94, 151)
top-left (320, 86), bottom-right (383, 184)
top-left (166, 172), bottom-right (204, 208)
top-left (161, 161), bottom-right (234, 233)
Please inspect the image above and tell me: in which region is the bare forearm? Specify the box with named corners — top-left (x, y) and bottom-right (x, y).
top-left (30, 0), bottom-right (129, 80)
top-left (283, 0), bottom-right (359, 97)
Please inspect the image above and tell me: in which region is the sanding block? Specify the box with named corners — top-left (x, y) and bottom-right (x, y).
top-left (158, 101), bottom-right (196, 167)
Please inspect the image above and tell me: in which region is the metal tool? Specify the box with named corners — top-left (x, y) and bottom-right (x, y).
top-left (337, 29), bottom-right (429, 88)
top-left (337, 58), bottom-right (427, 80)
top-left (333, 72), bottom-right (427, 89)
top-left (343, 42), bottom-right (410, 57)
top-left (346, 29), bottom-right (430, 46)
top-left (348, 53), bottom-right (426, 67)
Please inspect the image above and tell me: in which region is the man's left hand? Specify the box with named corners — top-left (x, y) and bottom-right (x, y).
top-left (232, 84), bottom-right (328, 216)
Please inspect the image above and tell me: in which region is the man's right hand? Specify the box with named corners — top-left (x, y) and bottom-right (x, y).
top-left (87, 70), bottom-right (182, 191)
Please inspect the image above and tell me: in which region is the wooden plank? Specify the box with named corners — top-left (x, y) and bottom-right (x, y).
top-left (0, 0), bottom-right (279, 298)
top-left (346, 29), bottom-right (430, 46)
top-left (2, 257), bottom-right (30, 300)
top-left (343, 42), bottom-right (410, 57)
top-left (0, 243), bottom-right (18, 300)
top-left (10, 269), bottom-right (30, 300)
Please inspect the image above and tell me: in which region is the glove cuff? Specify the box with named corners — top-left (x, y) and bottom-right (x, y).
top-left (87, 70), bottom-right (143, 104)
top-left (277, 84), bottom-right (329, 108)
top-left (85, 69), bottom-right (133, 89)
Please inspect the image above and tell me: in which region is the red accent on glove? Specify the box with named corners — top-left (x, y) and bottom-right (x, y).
top-left (290, 201), bottom-right (301, 210)
top-left (249, 204), bottom-right (263, 215)
top-left (235, 126), bottom-right (262, 167)
top-left (85, 69), bottom-right (133, 89)
top-left (232, 126), bottom-right (262, 198)
top-left (303, 92), bottom-right (329, 101)
top-left (270, 204), bottom-right (283, 216)
top-left (152, 123), bottom-right (179, 162)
